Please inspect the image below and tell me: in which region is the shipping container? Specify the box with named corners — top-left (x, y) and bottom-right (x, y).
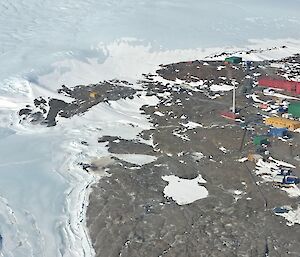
top-left (284, 176), bottom-right (299, 184)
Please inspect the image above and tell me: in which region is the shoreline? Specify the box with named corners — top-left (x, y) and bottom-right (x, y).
top-left (54, 90), bottom-right (159, 256)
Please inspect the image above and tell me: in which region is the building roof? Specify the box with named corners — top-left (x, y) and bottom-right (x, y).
top-left (269, 127), bottom-right (288, 131)
top-left (265, 117), bottom-right (300, 126)
top-left (225, 56), bottom-right (242, 59)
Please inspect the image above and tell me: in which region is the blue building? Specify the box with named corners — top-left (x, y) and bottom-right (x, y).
top-left (268, 128), bottom-right (288, 138)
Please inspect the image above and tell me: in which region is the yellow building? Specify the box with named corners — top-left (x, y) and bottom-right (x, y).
top-left (265, 117), bottom-right (300, 131)
top-left (89, 92), bottom-right (97, 98)
top-left (248, 153), bottom-right (263, 163)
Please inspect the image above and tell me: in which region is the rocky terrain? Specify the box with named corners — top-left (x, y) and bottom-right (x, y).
top-left (20, 54), bottom-right (300, 257)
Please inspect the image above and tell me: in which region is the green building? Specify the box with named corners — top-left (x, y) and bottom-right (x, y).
top-left (253, 135), bottom-right (269, 146)
top-left (288, 102), bottom-right (300, 118)
top-left (225, 56), bottom-right (242, 64)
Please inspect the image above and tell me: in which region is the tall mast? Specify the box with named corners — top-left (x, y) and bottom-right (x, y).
top-left (232, 82), bottom-right (236, 114)
top-left (226, 63), bottom-right (235, 114)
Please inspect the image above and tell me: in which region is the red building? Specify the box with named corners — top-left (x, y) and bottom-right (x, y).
top-left (220, 111), bottom-right (239, 120)
top-left (258, 77), bottom-right (300, 95)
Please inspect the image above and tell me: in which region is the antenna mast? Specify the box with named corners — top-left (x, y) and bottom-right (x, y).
top-left (232, 81), bottom-right (236, 114)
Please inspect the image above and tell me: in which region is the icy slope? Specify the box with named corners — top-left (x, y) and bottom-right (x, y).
top-left (0, 86), bottom-right (158, 256)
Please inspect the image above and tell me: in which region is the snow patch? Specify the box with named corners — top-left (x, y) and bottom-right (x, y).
top-left (182, 121), bottom-right (203, 129)
top-left (210, 84), bottom-right (234, 92)
top-left (162, 175), bottom-right (208, 205)
top-left (219, 147), bottom-right (228, 154)
top-left (154, 111), bottom-right (165, 117)
top-left (238, 157), bottom-right (248, 163)
top-left (275, 206), bottom-right (300, 226)
top-left (112, 154), bottom-right (157, 166)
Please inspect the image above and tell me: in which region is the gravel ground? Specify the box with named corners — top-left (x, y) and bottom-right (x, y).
top-left (19, 55), bottom-right (300, 256)
top-left (86, 59), bottom-right (300, 257)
